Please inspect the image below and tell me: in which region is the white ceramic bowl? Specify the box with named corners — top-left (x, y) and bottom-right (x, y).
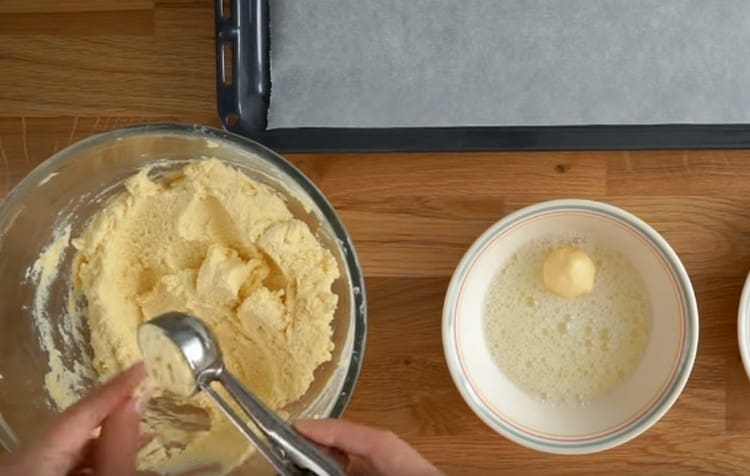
top-left (737, 277), bottom-right (750, 379)
top-left (443, 199), bottom-right (698, 454)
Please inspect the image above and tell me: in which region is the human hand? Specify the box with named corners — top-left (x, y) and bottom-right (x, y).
top-left (0, 363), bottom-right (146, 476)
top-left (295, 419), bottom-right (443, 476)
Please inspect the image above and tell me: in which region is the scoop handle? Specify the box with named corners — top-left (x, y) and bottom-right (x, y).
top-left (201, 378), bottom-right (296, 475)
top-left (214, 370), bottom-right (345, 476)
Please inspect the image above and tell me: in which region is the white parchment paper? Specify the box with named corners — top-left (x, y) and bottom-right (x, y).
top-left (269, 0), bottom-right (750, 128)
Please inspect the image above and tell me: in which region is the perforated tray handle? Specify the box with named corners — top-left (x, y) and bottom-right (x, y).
top-left (215, 0), bottom-right (270, 134)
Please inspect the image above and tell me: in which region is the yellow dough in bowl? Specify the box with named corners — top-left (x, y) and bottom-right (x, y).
top-left (58, 159), bottom-right (339, 474)
top-left (542, 246), bottom-right (596, 298)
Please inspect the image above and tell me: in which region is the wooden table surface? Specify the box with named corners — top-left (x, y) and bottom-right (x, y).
top-left (3, 2), bottom-right (750, 474)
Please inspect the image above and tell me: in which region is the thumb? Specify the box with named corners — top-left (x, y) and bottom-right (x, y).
top-left (92, 398), bottom-right (142, 476)
top-left (3, 364), bottom-right (146, 476)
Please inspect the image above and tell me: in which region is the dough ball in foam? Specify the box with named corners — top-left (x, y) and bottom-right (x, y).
top-left (542, 246), bottom-right (596, 298)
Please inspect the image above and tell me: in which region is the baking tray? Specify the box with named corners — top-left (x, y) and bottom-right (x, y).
top-left (215, 0), bottom-right (750, 153)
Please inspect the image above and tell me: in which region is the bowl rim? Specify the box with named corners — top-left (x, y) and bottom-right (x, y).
top-left (442, 199), bottom-right (699, 455)
top-left (0, 123), bottom-right (367, 424)
top-left (737, 274), bottom-right (750, 380)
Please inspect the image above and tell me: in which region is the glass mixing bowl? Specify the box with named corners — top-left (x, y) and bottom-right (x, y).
top-left (0, 124), bottom-right (366, 474)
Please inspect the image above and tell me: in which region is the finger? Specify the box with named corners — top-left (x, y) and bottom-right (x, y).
top-left (291, 421), bottom-right (350, 471)
top-left (8, 365), bottom-right (145, 476)
top-left (347, 456), bottom-right (379, 476)
top-left (73, 431), bottom-right (152, 476)
top-left (46, 362), bottom-right (145, 448)
top-left (295, 419), bottom-right (395, 460)
top-left (295, 419), bottom-right (441, 476)
top-left (93, 398), bottom-right (141, 476)
top-left (139, 432), bottom-right (155, 450)
top-left (70, 439), bottom-right (97, 474)
top-left (323, 446), bottom-right (350, 471)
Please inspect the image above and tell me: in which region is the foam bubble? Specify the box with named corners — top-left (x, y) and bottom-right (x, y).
top-left (483, 235), bottom-right (651, 405)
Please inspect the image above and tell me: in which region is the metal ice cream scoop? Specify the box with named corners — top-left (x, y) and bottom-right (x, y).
top-left (137, 312), bottom-right (344, 476)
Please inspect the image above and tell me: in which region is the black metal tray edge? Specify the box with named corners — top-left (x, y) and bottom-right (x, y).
top-left (215, 0), bottom-right (750, 153)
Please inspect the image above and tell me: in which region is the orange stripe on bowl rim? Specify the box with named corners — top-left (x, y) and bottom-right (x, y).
top-left (453, 210), bottom-right (687, 443)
